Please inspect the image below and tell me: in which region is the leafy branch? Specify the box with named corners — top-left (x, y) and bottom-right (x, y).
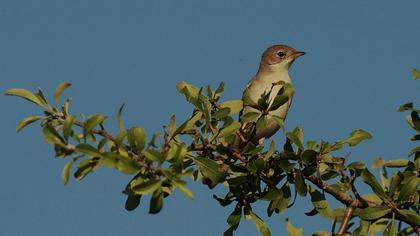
top-left (5, 72), bottom-right (420, 236)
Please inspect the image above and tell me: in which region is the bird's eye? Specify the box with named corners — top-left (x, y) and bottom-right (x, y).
top-left (277, 51), bottom-right (285, 58)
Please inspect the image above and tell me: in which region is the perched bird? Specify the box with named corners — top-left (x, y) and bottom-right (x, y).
top-left (238, 45), bottom-right (305, 146)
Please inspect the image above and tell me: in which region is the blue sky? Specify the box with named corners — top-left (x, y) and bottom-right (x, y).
top-left (1, 1), bottom-right (419, 235)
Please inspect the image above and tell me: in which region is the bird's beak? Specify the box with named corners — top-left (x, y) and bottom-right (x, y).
top-left (292, 51), bottom-right (306, 58)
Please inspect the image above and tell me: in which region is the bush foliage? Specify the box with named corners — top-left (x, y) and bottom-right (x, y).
top-left (5, 69), bottom-right (420, 235)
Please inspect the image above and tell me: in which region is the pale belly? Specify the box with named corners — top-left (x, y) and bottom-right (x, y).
top-left (241, 73), bottom-right (293, 142)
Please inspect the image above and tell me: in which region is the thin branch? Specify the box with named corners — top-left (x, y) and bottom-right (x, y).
top-left (336, 203), bottom-right (356, 235)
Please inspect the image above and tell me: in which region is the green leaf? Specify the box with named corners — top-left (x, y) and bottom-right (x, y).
top-left (286, 219), bottom-right (303, 236)
top-left (16, 116), bottom-right (44, 132)
top-left (225, 205), bottom-right (241, 234)
top-left (344, 129), bottom-right (372, 147)
top-left (125, 194), bottom-right (141, 211)
top-left (384, 159), bottom-right (409, 168)
top-left (215, 81), bottom-right (225, 96)
top-left (172, 179), bottom-right (194, 199)
top-left (267, 184), bottom-right (291, 216)
top-left (83, 114), bottom-right (105, 136)
top-left (294, 169), bottom-right (307, 196)
top-left (5, 88), bottom-right (47, 108)
top-left (301, 149), bottom-right (317, 165)
top-left (359, 206), bottom-right (391, 220)
top-left (352, 220), bottom-right (371, 236)
top-left (397, 103), bottom-right (413, 112)
top-left (102, 152), bottom-right (140, 174)
top-left (218, 121), bottom-right (241, 138)
top-left (264, 140), bottom-right (276, 161)
top-left (383, 218), bottom-right (397, 236)
top-left (143, 149), bottom-right (164, 163)
top-left (42, 125), bottom-right (64, 145)
top-left (309, 186), bottom-right (329, 212)
top-left (247, 211), bottom-right (271, 236)
top-left (410, 111), bottom-right (420, 132)
top-left (75, 143), bottom-right (102, 158)
top-left (372, 157), bottom-right (385, 169)
top-left (149, 189), bottom-right (164, 214)
top-left (361, 169), bottom-right (388, 200)
top-left (74, 159), bottom-right (99, 181)
top-left (128, 127), bottom-right (147, 153)
top-left (398, 209), bottom-right (420, 227)
top-left (61, 159), bottom-right (74, 185)
top-left (220, 100), bottom-right (243, 114)
top-left (397, 176), bottom-right (419, 203)
top-left (347, 161), bottom-right (366, 170)
top-left (261, 188), bottom-right (283, 201)
top-left (412, 68), bottom-right (420, 80)
top-left (193, 157), bottom-right (226, 183)
top-left (176, 81), bottom-right (201, 108)
top-left (171, 111), bottom-right (202, 139)
top-left (117, 104), bottom-right (125, 132)
top-left (63, 115), bottom-right (76, 141)
top-left (54, 81), bottom-right (71, 106)
top-left (269, 83), bottom-right (294, 111)
top-left (270, 115), bottom-right (285, 128)
top-left (132, 179), bottom-right (162, 195)
top-left (241, 111), bottom-right (261, 123)
top-left (256, 116), bottom-right (268, 133)
top-left (286, 127), bottom-right (304, 150)
top-left (312, 232), bottom-right (331, 236)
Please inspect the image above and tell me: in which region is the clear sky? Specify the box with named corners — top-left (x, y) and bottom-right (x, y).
top-left (1, 1), bottom-right (420, 235)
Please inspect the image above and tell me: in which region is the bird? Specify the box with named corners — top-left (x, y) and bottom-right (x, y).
top-left (237, 44), bottom-right (305, 146)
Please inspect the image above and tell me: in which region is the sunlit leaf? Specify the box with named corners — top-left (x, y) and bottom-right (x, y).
top-left (384, 159), bottom-right (409, 168)
top-left (42, 124), bottom-right (64, 145)
top-left (193, 157), bottom-right (226, 183)
top-left (359, 206), bottom-right (391, 220)
top-left (63, 115), bottom-right (76, 141)
top-left (264, 140), bottom-right (276, 161)
top-left (83, 114), bottom-right (105, 136)
top-left (143, 149), bottom-right (164, 163)
top-left (220, 100), bottom-right (243, 115)
top-left (412, 68), bottom-right (420, 80)
top-left (128, 127), bottom-right (146, 153)
top-left (54, 81), bottom-right (71, 106)
top-left (397, 176), bottom-right (419, 203)
top-left (286, 219), bottom-right (303, 236)
top-left (16, 116), bottom-right (44, 132)
top-left (383, 218), bottom-right (397, 236)
top-left (61, 159), bottom-right (74, 185)
top-left (176, 81), bottom-right (201, 108)
top-left (5, 88), bottom-right (47, 108)
top-left (398, 209), bottom-right (420, 227)
top-left (241, 111), bottom-right (261, 123)
top-left (132, 179), bottom-right (162, 195)
top-left (247, 210), bottom-right (271, 236)
top-left (286, 127), bottom-right (304, 150)
top-left (344, 129), bottom-right (372, 147)
top-left (361, 169), bottom-right (388, 200)
top-left (171, 111), bottom-right (202, 139)
top-left (218, 121), bottom-right (241, 138)
top-left (74, 159), bottom-right (99, 181)
top-left (172, 179), bottom-right (194, 199)
top-left (76, 143), bottom-right (102, 158)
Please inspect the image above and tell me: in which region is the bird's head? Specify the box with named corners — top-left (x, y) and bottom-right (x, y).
top-left (259, 45), bottom-right (305, 73)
